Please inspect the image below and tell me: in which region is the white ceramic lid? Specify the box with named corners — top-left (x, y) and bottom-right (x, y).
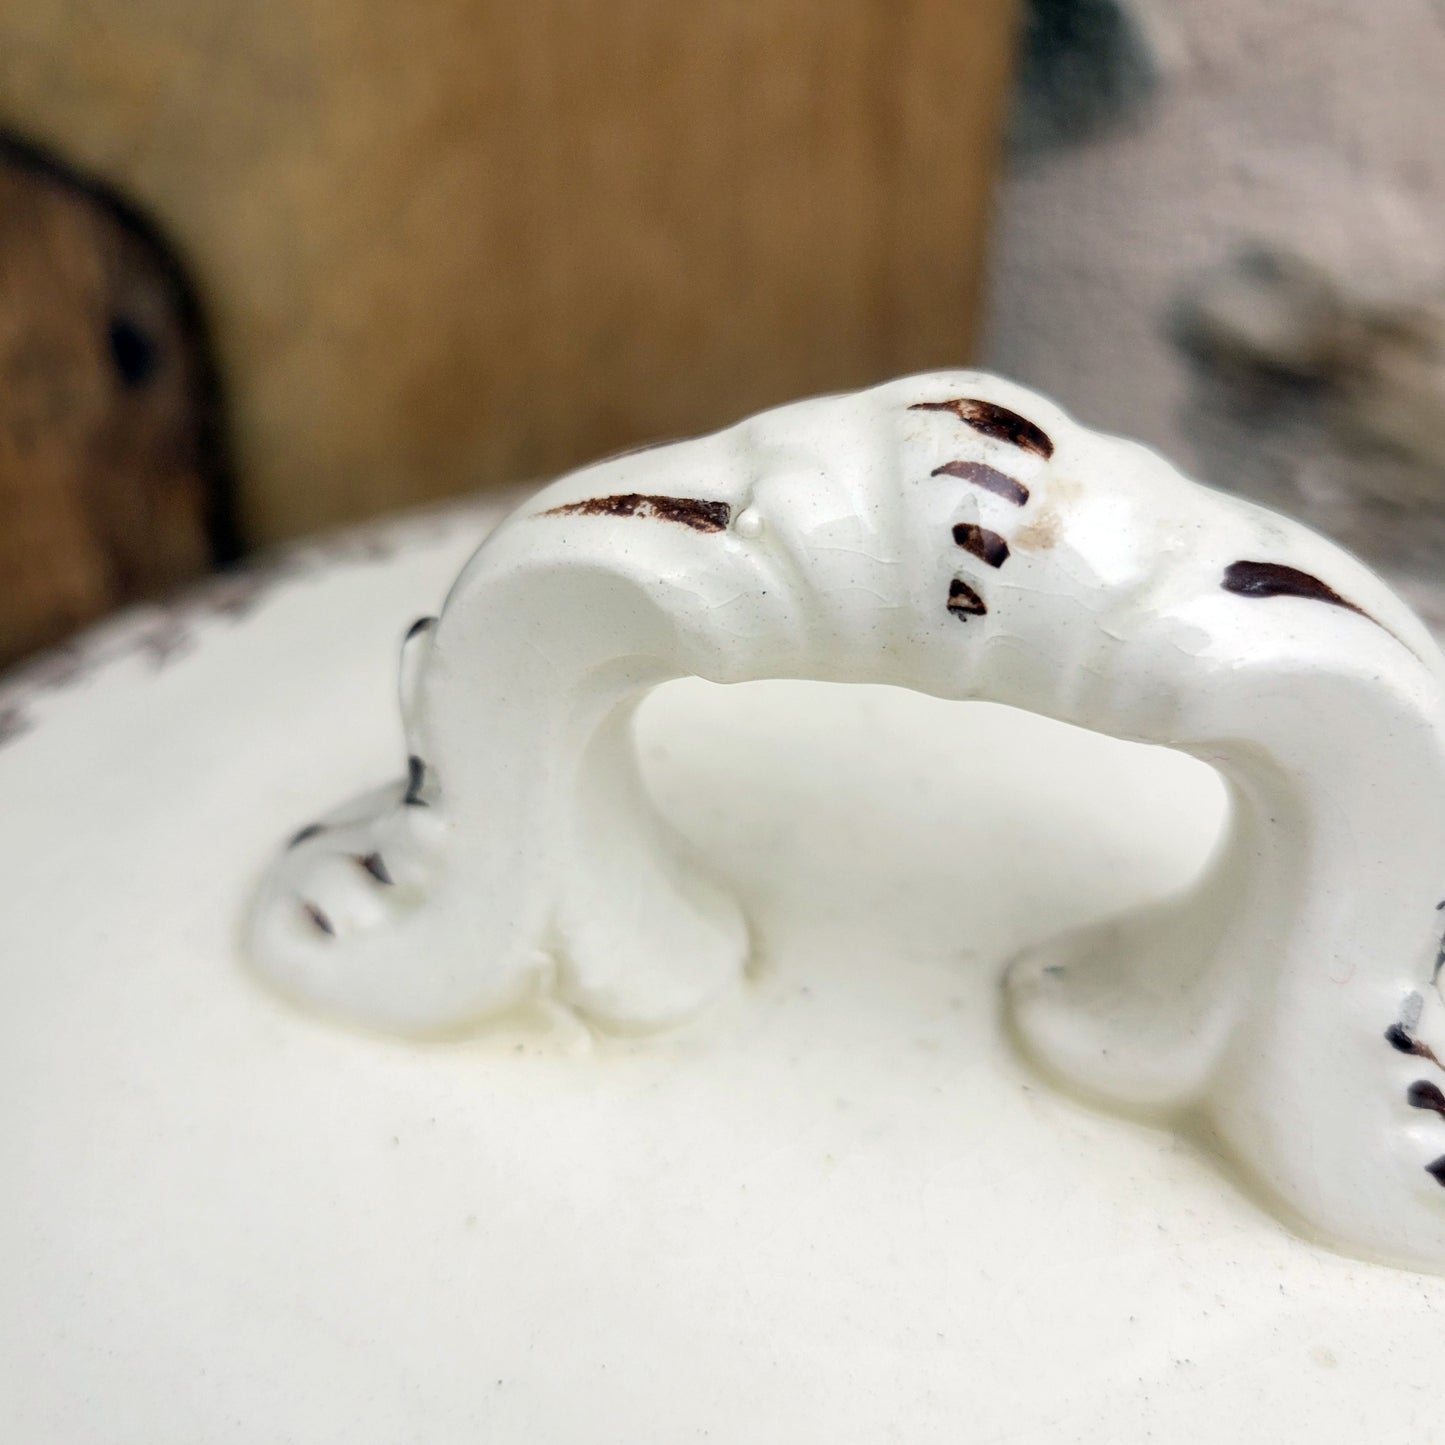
top-left (2, 499), bottom-right (1443, 1443)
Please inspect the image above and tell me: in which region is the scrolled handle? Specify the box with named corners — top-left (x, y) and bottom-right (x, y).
top-left (249, 372), bottom-right (1445, 1271)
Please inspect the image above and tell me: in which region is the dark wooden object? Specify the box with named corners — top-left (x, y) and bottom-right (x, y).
top-left (0, 134), bottom-right (234, 668)
top-left (0, 1), bottom-right (1018, 545)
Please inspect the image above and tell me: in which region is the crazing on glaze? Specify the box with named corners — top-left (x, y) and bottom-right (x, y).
top-left (249, 372), bottom-right (1445, 1272)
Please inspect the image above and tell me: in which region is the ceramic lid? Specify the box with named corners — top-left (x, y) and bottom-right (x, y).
top-left (3, 479), bottom-right (1444, 1443)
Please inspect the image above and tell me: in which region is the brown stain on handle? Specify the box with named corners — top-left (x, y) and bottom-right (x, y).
top-left (1011, 509), bottom-right (1059, 550)
top-left (1009, 475), bottom-right (1081, 552)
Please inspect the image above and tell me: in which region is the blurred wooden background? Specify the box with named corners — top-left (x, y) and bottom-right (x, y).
top-left (0, 0), bottom-right (1018, 665)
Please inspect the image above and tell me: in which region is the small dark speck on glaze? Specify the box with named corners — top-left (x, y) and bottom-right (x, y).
top-left (1221, 560), bottom-right (1368, 619)
top-left (1408, 1080), bottom-right (1445, 1117)
top-left (1427, 1156), bottom-right (1445, 1187)
top-left (405, 615), bottom-right (438, 641)
top-left (289, 822), bottom-right (325, 849)
top-left (910, 398), bottom-right (1055, 459)
top-left (544, 493), bottom-right (731, 533)
top-left (953, 522), bottom-right (1010, 568)
top-left (947, 577), bottom-right (988, 618)
top-left (357, 852), bottom-right (394, 885)
top-left (405, 755), bottom-right (430, 807)
top-left (303, 901), bottom-right (336, 937)
top-left (932, 459), bottom-right (1030, 507)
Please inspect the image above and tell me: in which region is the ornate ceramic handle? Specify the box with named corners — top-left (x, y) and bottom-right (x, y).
top-left (250, 372), bottom-right (1445, 1271)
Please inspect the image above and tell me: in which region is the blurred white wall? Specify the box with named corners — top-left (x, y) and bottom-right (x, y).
top-left (983, 0), bottom-right (1445, 615)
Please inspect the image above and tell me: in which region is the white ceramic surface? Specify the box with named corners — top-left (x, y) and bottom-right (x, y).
top-left (4, 410), bottom-right (1445, 1441)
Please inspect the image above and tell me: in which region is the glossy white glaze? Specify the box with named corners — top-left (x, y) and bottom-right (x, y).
top-left (251, 373), bottom-right (1445, 1270)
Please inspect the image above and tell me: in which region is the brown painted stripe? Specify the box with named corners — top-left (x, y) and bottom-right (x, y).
top-left (911, 398), bottom-right (1055, 459)
top-left (947, 578), bottom-right (988, 619)
top-left (544, 493), bottom-right (731, 533)
top-left (405, 755), bottom-right (430, 807)
top-left (1408, 1080), bottom-right (1445, 1118)
top-left (953, 522), bottom-right (1010, 568)
top-left (932, 459), bottom-right (1029, 507)
top-left (302, 900), bottom-right (336, 937)
top-left (1428, 1156), bottom-right (1445, 1187)
top-left (1221, 560), bottom-right (1367, 618)
top-left (356, 852), bottom-right (394, 886)
top-left (1386, 1025), bottom-right (1445, 1072)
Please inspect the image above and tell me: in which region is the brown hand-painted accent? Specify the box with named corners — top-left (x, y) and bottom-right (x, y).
top-left (405, 754), bottom-right (430, 807)
top-left (356, 852), bottom-right (394, 886)
top-left (405, 615), bottom-right (438, 641)
top-left (1427, 1157), bottom-right (1445, 1187)
top-left (288, 822), bottom-right (325, 849)
top-left (911, 398), bottom-right (1055, 460)
top-left (1408, 1080), bottom-right (1445, 1117)
top-left (932, 460), bottom-right (1029, 507)
top-left (302, 900), bottom-right (336, 937)
top-left (544, 493), bottom-right (732, 533)
top-left (947, 578), bottom-right (987, 619)
top-left (953, 522), bottom-right (1010, 568)
top-left (1386, 1024), bottom-right (1445, 1072)
top-left (1221, 561), bottom-right (1369, 619)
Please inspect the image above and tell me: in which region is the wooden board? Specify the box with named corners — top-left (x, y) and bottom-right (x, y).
top-left (0, 1), bottom-right (1017, 545)
top-left (0, 136), bottom-right (231, 667)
